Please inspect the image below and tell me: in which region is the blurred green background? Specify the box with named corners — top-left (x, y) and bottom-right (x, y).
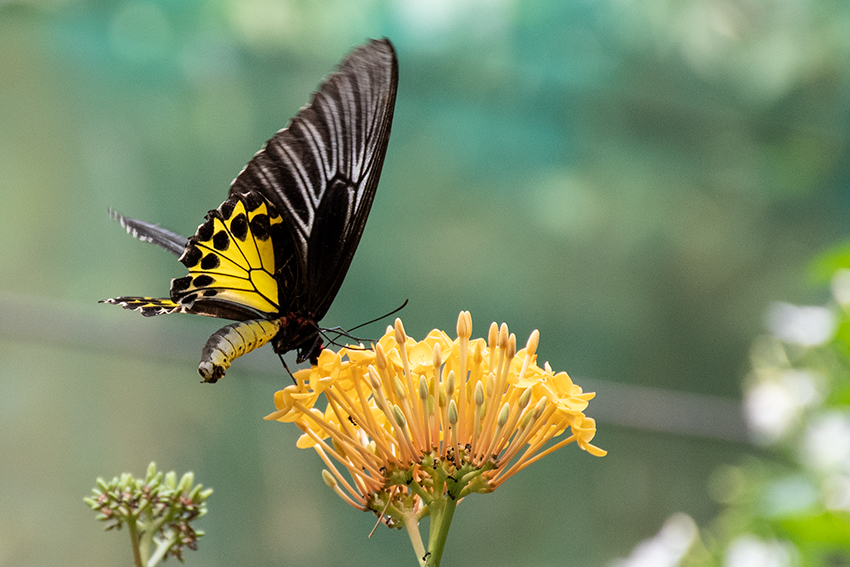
top-left (2, 0), bottom-right (849, 565)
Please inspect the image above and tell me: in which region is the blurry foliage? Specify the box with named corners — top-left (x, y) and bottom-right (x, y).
top-left (611, 256), bottom-right (850, 566)
top-left (2, 0), bottom-right (850, 566)
top-left (682, 257), bottom-right (850, 566)
top-left (2, 0), bottom-right (849, 392)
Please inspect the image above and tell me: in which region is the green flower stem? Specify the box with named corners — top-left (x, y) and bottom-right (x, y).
top-left (415, 504), bottom-right (431, 522)
top-left (127, 517), bottom-right (144, 567)
top-left (126, 492), bottom-right (177, 567)
top-left (402, 511), bottom-right (427, 567)
top-left (407, 480), bottom-right (432, 504)
top-left (425, 494), bottom-right (457, 567)
top-left (148, 535), bottom-right (174, 566)
top-left (140, 515), bottom-right (162, 566)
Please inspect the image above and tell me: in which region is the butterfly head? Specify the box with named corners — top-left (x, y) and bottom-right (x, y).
top-left (272, 314), bottom-right (324, 365)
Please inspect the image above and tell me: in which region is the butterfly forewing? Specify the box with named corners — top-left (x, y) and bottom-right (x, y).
top-left (230, 39), bottom-right (398, 322)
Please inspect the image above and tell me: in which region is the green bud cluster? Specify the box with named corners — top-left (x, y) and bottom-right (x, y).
top-left (84, 462), bottom-right (213, 565)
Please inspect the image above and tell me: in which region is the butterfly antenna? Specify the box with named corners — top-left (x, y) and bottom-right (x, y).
top-left (315, 299), bottom-right (409, 351)
top-left (318, 326), bottom-right (361, 349)
top-left (346, 299), bottom-right (409, 334)
top-left (289, 300), bottom-right (410, 375)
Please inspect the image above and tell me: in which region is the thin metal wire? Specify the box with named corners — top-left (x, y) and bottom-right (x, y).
top-left (0, 290), bottom-right (748, 443)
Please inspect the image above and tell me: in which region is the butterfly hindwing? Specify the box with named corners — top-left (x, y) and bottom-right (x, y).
top-left (108, 209), bottom-right (188, 257)
top-left (101, 296), bottom-right (182, 317)
top-left (170, 192), bottom-right (292, 321)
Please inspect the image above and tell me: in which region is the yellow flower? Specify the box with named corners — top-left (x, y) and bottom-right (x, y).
top-left (265, 311), bottom-right (606, 523)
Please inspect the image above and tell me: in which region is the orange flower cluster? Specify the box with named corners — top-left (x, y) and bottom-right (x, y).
top-left (265, 312), bottom-right (605, 517)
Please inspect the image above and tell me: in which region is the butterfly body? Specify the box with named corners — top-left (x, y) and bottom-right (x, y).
top-left (103, 39), bottom-right (398, 381)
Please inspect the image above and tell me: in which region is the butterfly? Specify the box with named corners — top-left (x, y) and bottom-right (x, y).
top-left (102, 39), bottom-right (398, 383)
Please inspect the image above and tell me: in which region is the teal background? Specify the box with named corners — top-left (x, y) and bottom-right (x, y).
top-left (1, 0), bottom-right (849, 565)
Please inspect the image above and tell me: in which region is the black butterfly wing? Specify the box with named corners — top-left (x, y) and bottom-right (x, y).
top-left (229, 38), bottom-right (398, 321)
top-left (104, 192), bottom-right (295, 322)
top-left (109, 208), bottom-right (188, 257)
top-left (102, 210), bottom-right (189, 316)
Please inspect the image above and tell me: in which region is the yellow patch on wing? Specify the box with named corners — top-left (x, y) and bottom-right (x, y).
top-left (172, 194), bottom-right (284, 317)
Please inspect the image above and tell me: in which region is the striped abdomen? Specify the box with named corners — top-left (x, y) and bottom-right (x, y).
top-left (198, 319), bottom-right (281, 383)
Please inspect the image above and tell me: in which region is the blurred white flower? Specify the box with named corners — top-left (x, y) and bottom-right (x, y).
top-left (766, 302), bottom-right (836, 347)
top-left (744, 370), bottom-right (821, 445)
top-left (607, 513), bottom-right (697, 567)
top-left (724, 535), bottom-right (796, 567)
top-left (801, 412), bottom-right (850, 473)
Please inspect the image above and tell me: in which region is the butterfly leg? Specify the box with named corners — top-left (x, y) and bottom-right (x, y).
top-left (278, 353), bottom-right (297, 383)
top-left (295, 332), bottom-right (324, 366)
top-left (317, 326), bottom-right (355, 348)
